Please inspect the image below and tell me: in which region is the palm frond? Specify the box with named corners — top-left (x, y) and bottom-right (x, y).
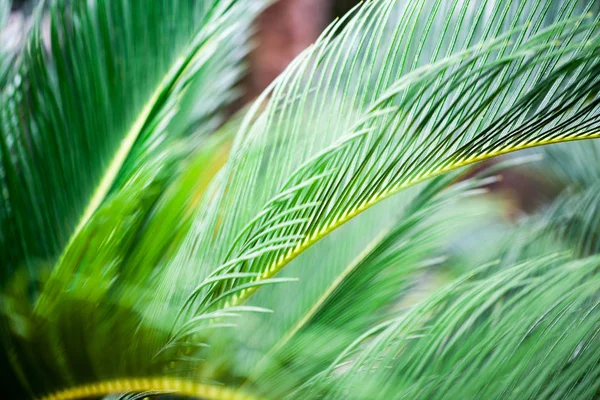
top-left (297, 253), bottom-right (600, 399)
top-left (233, 171), bottom-right (501, 397)
top-left (1, 132), bottom-right (240, 396)
top-left (292, 160), bottom-right (600, 399)
top-left (0, 0), bottom-right (263, 284)
top-left (0, 1), bottom-right (265, 395)
top-left (2, 1), bottom-right (600, 399)
top-left (173, 0), bottom-right (600, 318)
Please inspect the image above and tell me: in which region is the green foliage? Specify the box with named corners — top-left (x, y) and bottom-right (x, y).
top-left (297, 255), bottom-right (600, 399)
top-left (0, 0), bottom-right (599, 399)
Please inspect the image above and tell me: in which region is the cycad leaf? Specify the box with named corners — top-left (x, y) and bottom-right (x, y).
top-left (175, 0), bottom-right (600, 316)
top-left (235, 171), bottom-right (498, 397)
top-left (298, 254), bottom-right (600, 399)
top-left (3, 1), bottom-right (600, 399)
top-left (1, 133), bottom-right (237, 397)
top-left (0, 1), bottom-right (266, 397)
top-left (0, 0), bottom-right (263, 283)
top-left (298, 170), bottom-right (600, 399)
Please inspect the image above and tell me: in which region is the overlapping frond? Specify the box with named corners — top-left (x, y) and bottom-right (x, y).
top-left (1, 134), bottom-right (238, 396)
top-left (172, 0), bottom-right (600, 319)
top-left (289, 153), bottom-right (600, 399)
top-left (0, 0), bottom-right (263, 284)
top-left (1, 0), bottom-right (600, 399)
top-left (0, 0), bottom-right (265, 397)
top-left (234, 171), bottom-right (500, 397)
top-left (297, 254), bottom-right (600, 399)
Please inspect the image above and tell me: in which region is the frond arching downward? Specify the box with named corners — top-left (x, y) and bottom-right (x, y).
top-left (236, 171), bottom-right (498, 397)
top-left (2, 1), bottom-right (600, 399)
top-left (297, 254), bottom-right (600, 399)
top-left (173, 0), bottom-right (600, 319)
top-left (0, 0), bottom-right (263, 284)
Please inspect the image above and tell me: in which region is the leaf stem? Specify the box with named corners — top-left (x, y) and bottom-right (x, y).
top-left (39, 377), bottom-right (263, 400)
top-left (228, 132), bottom-right (600, 308)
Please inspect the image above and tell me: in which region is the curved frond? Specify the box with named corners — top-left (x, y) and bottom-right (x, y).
top-left (0, 0), bottom-right (264, 393)
top-left (2, 1), bottom-right (600, 399)
top-left (0, 0), bottom-right (263, 284)
top-left (298, 254), bottom-right (600, 399)
top-left (175, 0), bottom-right (600, 317)
top-left (235, 171), bottom-right (499, 397)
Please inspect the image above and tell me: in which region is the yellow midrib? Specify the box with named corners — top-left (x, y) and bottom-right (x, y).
top-left (32, 36), bottom-right (216, 319)
top-left (72, 56), bottom-right (185, 239)
top-left (59, 34), bottom-right (215, 269)
top-left (227, 132), bottom-right (600, 308)
top-left (39, 377), bottom-right (263, 400)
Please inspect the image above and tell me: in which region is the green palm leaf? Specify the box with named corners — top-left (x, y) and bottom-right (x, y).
top-left (174, 0), bottom-right (600, 318)
top-left (0, 0), bottom-right (263, 283)
top-left (295, 162), bottom-right (600, 399)
top-left (0, 1), bottom-right (265, 398)
top-left (236, 170), bottom-right (499, 397)
top-left (300, 254), bottom-right (600, 399)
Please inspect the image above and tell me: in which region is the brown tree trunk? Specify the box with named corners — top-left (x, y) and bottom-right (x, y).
top-left (245, 0), bottom-right (331, 100)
